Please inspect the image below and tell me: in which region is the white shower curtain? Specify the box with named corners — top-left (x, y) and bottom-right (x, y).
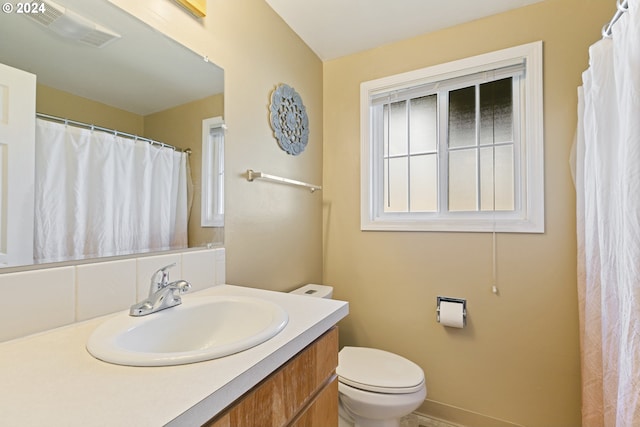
top-left (575, 0), bottom-right (640, 425)
top-left (34, 119), bottom-right (191, 263)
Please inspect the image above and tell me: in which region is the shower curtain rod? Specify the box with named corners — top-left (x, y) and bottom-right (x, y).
top-left (602, 0), bottom-right (629, 37)
top-left (36, 113), bottom-right (191, 154)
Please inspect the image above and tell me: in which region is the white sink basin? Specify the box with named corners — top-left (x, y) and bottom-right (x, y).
top-left (86, 295), bottom-right (288, 366)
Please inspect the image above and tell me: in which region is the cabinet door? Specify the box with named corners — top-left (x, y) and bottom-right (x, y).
top-left (290, 377), bottom-right (338, 427)
top-left (206, 327), bottom-right (338, 427)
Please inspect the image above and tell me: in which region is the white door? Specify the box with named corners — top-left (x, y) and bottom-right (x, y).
top-left (0, 63), bottom-right (36, 266)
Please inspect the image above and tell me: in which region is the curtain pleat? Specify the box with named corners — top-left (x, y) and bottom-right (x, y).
top-left (575, 0), bottom-right (640, 424)
top-left (34, 119), bottom-right (190, 263)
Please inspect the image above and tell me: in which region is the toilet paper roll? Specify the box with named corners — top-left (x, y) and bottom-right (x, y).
top-left (439, 300), bottom-right (465, 328)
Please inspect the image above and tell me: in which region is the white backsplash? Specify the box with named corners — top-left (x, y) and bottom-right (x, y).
top-left (0, 247), bottom-right (225, 343)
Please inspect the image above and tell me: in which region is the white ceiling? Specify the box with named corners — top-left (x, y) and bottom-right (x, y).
top-left (265, 0), bottom-right (545, 61)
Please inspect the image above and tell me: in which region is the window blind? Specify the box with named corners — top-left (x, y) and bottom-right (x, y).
top-left (371, 61), bottom-right (525, 106)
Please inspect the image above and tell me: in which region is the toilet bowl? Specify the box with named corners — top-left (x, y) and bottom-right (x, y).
top-left (290, 284), bottom-right (427, 427)
top-left (337, 346), bottom-right (426, 427)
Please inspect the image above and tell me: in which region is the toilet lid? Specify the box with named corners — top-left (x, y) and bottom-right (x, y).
top-left (337, 347), bottom-right (425, 394)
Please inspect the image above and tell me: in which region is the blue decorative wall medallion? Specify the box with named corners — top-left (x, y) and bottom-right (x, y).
top-left (269, 84), bottom-right (309, 156)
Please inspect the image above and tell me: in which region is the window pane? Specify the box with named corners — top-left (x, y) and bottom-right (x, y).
top-left (449, 149), bottom-right (477, 211)
top-left (480, 147), bottom-right (494, 211)
top-left (409, 95), bottom-right (437, 154)
top-left (388, 101), bottom-right (408, 156)
top-left (448, 86), bottom-right (476, 148)
top-left (384, 157), bottom-right (408, 212)
top-left (480, 78), bottom-right (513, 145)
top-left (383, 104), bottom-right (389, 157)
top-left (410, 154), bottom-right (438, 212)
top-left (495, 145), bottom-right (514, 210)
top-left (480, 146), bottom-right (514, 211)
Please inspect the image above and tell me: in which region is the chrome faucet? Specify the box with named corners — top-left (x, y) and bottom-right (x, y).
top-left (129, 263), bottom-right (191, 316)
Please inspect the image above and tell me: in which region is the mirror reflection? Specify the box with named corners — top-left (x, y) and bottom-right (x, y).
top-left (0, 0), bottom-right (224, 269)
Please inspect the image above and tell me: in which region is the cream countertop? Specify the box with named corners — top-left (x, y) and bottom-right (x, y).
top-left (0, 284), bottom-right (348, 426)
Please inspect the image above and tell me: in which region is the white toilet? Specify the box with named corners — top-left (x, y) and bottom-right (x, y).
top-left (290, 284), bottom-right (427, 427)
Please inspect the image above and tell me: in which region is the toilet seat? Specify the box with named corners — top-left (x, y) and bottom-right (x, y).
top-left (337, 347), bottom-right (425, 394)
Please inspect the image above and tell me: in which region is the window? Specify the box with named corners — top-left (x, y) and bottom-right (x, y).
top-left (201, 116), bottom-right (225, 227)
top-left (361, 41), bottom-right (544, 232)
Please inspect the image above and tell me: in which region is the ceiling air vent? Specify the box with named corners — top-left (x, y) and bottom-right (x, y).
top-left (24, 0), bottom-right (64, 26)
top-left (76, 24), bottom-right (121, 48)
top-left (23, 0), bottom-right (121, 48)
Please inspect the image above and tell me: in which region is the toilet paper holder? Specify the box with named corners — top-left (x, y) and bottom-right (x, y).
top-left (436, 296), bottom-right (467, 326)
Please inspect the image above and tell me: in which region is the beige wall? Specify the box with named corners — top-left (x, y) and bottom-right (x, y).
top-left (323, 0), bottom-right (613, 426)
top-left (108, 0), bottom-right (324, 290)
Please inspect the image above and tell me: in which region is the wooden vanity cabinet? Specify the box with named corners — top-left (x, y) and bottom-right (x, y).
top-left (205, 327), bottom-right (339, 427)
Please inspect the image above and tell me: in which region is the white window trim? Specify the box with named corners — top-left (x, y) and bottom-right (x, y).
top-left (360, 41), bottom-right (544, 233)
top-left (201, 116), bottom-right (225, 227)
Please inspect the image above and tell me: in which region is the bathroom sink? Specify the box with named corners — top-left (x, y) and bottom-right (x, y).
top-left (86, 295), bottom-right (289, 366)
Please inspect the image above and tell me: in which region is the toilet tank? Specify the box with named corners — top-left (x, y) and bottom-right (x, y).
top-left (289, 284), bottom-right (333, 299)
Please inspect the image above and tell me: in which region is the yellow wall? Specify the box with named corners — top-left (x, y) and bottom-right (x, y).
top-left (36, 84), bottom-right (143, 134)
top-left (108, 0), bottom-right (324, 289)
top-left (323, 0), bottom-right (613, 426)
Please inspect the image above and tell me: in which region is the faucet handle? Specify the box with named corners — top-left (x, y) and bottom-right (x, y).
top-left (149, 263), bottom-right (177, 296)
top-left (169, 280), bottom-right (191, 294)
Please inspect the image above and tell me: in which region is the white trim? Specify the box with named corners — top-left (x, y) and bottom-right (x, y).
top-left (0, 63), bottom-right (36, 265)
top-left (361, 41), bottom-right (544, 233)
top-left (201, 116), bottom-right (225, 227)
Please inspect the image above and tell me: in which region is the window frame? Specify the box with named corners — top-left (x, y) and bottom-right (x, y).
top-left (360, 41), bottom-right (544, 233)
top-left (201, 116), bottom-right (225, 227)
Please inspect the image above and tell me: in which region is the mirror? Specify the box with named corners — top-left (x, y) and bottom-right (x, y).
top-left (0, 0), bottom-right (224, 269)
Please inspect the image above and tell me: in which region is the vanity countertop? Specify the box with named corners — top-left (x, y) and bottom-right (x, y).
top-left (0, 284), bottom-right (348, 426)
